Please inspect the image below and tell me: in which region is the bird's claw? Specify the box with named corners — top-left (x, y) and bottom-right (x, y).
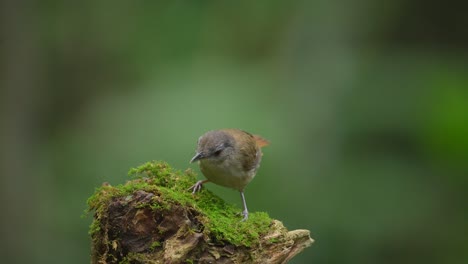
top-left (235, 210), bottom-right (249, 221)
top-left (188, 180), bottom-right (204, 194)
top-left (240, 210), bottom-right (249, 222)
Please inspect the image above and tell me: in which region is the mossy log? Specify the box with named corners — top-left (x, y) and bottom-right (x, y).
top-left (87, 161), bottom-right (313, 263)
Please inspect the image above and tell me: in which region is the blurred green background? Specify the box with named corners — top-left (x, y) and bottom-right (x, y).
top-left (1, 1), bottom-right (467, 263)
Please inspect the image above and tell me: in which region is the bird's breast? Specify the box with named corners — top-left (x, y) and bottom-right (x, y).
top-left (199, 158), bottom-right (256, 191)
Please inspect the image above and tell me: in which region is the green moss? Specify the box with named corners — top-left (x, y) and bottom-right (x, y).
top-left (88, 219), bottom-right (101, 235)
top-left (268, 237), bottom-right (280, 244)
top-left (194, 192), bottom-right (271, 247)
top-left (149, 241), bottom-right (162, 251)
top-left (87, 160), bottom-right (272, 247)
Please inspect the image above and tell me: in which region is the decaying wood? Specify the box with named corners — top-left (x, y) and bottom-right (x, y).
top-left (89, 162), bottom-right (313, 263)
top-left (91, 189), bottom-right (313, 263)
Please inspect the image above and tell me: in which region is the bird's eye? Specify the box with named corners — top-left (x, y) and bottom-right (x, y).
top-left (213, 149), bottom-right (223, 156)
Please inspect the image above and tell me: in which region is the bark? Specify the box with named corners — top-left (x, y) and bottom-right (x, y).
top-left (88, 162), bottom-right (313, 264)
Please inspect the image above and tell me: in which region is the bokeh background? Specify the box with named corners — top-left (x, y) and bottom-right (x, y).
top-left (1, 1), bottom-right (467, 263)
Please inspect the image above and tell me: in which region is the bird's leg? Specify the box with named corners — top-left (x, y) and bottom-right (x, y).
top-left (240, 191), bottom-right (249, 221)
top-left (188, 180), bottom-right (209, 194)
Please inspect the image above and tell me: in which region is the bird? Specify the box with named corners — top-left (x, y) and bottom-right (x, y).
top-left (189, 129), bottom-right (269, 221)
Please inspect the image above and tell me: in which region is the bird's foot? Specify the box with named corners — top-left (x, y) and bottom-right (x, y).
top-left (188, 180), bottom-right (205, 194)
top-left (240, 209), bottom-right (249, 222)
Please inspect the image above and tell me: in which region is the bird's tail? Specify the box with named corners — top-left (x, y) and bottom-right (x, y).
top-left (253, 135), bottom-right (270, 148)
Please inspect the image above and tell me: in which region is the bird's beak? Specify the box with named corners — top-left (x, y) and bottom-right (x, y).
top-left (190, 152), bottom-right (204, 163)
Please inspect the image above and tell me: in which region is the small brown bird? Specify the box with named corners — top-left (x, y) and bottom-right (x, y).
top-left (189, 129), bottom-right (269, 221)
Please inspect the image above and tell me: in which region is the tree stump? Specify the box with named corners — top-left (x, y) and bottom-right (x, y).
top-left (87, 161), bottom-right (313, 263)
